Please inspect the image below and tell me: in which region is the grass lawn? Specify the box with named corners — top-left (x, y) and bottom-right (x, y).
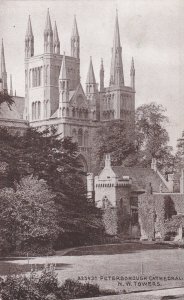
top-left (1, 242), bottom-right (184, 295)
top-left (63, 242), bottom-right (177, 256)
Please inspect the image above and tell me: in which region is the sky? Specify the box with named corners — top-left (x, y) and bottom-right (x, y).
top-left (0, 0), bottom-right (184, 149)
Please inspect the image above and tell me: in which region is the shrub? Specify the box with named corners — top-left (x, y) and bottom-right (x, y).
top-left (0, 267), bottom-right (117, 300)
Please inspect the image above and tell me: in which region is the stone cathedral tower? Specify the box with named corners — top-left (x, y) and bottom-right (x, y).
top-left (24, 10), bottom-right (135, 171)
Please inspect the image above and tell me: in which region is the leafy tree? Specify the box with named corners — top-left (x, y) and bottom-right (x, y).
top-left (91, 120), bottom-right (135, 167)
top-left (0, 90), bottom-right (14, 108)
top-left (135, 102), bottom-right (174, 171)
top-left (0, 176), bottom-right (58, 255)
top-left (0, 126), bottom-right (104, 251)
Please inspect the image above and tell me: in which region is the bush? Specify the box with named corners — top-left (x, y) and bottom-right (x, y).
top-left (0, 266), bottom-right (116, 300)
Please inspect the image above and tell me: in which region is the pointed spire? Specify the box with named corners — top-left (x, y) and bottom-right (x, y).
top-left (53, 21), bottom-right (60, 54)
top-left (25, 16), bottom-right (34, 58)
top-left (130, 57), bottom-right (135, 90)
top-left (109, 11), bottom-right (124, 86)
top-left (130, 57), bottom-right (135, 76)
top-left (45, 8), bottom-right (52, 32)
top-left (1, 39), bottom-right (6, 74)
top-left (44, 9), bottom-right (53, 53)
top-left (26, 15), bottom-right (33, 37)
top-left (72, 15), bottom-right (79, 37)
top-left (86, 57), bottom-right (96, 84)
top-left (113, 9), bottom-right (121, 49)
top-left (71, 15), bottom-right (80, 58)
top-left (1, 39), bottom-right (7, 91)
top-left (59, 52), bottom-right (68, 80)
top-left (53, 21), bottom-right (59, 42)
top-left (100, 58), bottom-right (104, 92)
top-left (10, 75), bottom-right (13, 96)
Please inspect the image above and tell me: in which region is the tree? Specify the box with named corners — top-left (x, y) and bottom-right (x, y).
top-left (0, 176), bottom-right (58, 255)
top-left (91, 120), bottom-right (135, 168)
top-left (135, 102), bottom-right (174, 171)
top-left (0, 126), bottom-right (104, 250)
top-left (0, 90), bottom-right (14, 108)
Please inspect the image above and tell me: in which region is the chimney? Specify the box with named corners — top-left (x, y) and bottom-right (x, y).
top-left (151, 158), bottom-right (157, 172)
top-left (105, 154), bottom-right (111, 168)
top-left (180, 169), bottom-right (184, 194)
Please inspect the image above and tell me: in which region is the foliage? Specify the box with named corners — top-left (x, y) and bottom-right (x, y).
top-left (0, 176), bottom-right (58, 256)
top-left (91, 103), bottom-right (173, 173)
top-left (0, 267), bottom-right (116, 300)
top-left (0, 91), bottom-right (14, 108)
top-left (0, 126), bottom-right (104, 253)
top-left (135, 102), bottom-right (174, 171)
top-left (91, 120), bottom-right (135, 167)
top-left (138, 193), bottom-right (182, 241)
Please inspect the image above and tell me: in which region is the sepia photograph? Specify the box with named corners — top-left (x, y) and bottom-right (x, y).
top-left (0, 0), bottom-right (184, 299)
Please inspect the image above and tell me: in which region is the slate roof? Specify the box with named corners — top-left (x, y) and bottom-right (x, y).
top-left (112, 166), bottom-right (169, 193)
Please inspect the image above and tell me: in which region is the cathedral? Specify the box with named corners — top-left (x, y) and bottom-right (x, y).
top-left (0, 9), bottom-right (135, 172)
top-left (24, 9), bottom-right (135, 171)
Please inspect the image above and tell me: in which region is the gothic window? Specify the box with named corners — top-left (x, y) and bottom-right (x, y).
top-left (35, 101), bottom-right (38, 119)
top-left (66, 107), bottom-right (69, 117)
top-left (32, 102), bottom-right (35, 120)
top-left (62, 107), bottom-right (65, 117)
top-left (72, 128), bottom-right (77, 143)
top-left (78, 128), bottom-right (83, 146)
top-left (93, 111), bottom-right (96, 120)
top-left (79, 109), bottom-right (82, 118)
top-left (72, 107), bottom-right (76, 117)
top-left (38, 101), bottom-right (41, 119)
top-left (29, 70), bottom-right (31, 87)
top-left (46, 100), bottom-right (49, 118)
top-left (84, 131), bottom-right (89, 147)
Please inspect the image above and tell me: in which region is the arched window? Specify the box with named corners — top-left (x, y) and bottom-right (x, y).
top-left (35, 101), bottom-right (38, 119)
top-left (72, 107), bottom-right (76, 117)
top-left (32, 102), bottom-right (34, 120)
top-left (62, 107), bottom-right (65, 117)
top-left (72, 128), bottom-right (77, 143)
top-left (38, 101), bottom-right (41, 119)
top-left (78, 128), bottom-right (83, 146)
top-left (46, 100), bottom-right (49, 118)
top-left (66, 107), bottom-right (69, 117)
top-left (84, 131), bottom-right (89, 147)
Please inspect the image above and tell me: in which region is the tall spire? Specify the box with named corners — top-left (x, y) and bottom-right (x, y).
top-left (71, 15), bottom-right (80, 59)
top-left (45, 8), bottom-right (52, 31)
top-left (25, 15), bottom-right (34, 58)
top-left (1, 39), bottom-right (7, 91)
top-left (72, 15), bottom-right (79, 37)
top-left (59, 52), bottom-right (68, 80)
top-left (53, 21), bottom-right (60, 54)
top-left (100, 58), bottom-right (104, 92)
top-left (86, 57), bottom-right (96, 84)
top-left (44, 9), bottom-right (53, 53)
top-left (59, 52), bottom-right (69, 103)
top-left (10, 74), bottom-right (13, 96)
top-left (26, 15), bottom-right (33, 37)
top-left (86, 57), bottom-right (97, 95)
top-left (130, 57), bottom-right (135, 90)
top-left (109, 11), bottom-right (124, 86)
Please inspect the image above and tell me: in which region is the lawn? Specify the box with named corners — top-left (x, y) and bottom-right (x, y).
top-left (1, 243), bottom-right (184, 295)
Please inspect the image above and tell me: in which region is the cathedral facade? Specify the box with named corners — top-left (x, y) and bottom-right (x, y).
top-left (2, 9), bottom-right (135, 171)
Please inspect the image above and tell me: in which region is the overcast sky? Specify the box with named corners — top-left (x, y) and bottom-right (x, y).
top-left (0, 0), bottom-right (184, 149)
